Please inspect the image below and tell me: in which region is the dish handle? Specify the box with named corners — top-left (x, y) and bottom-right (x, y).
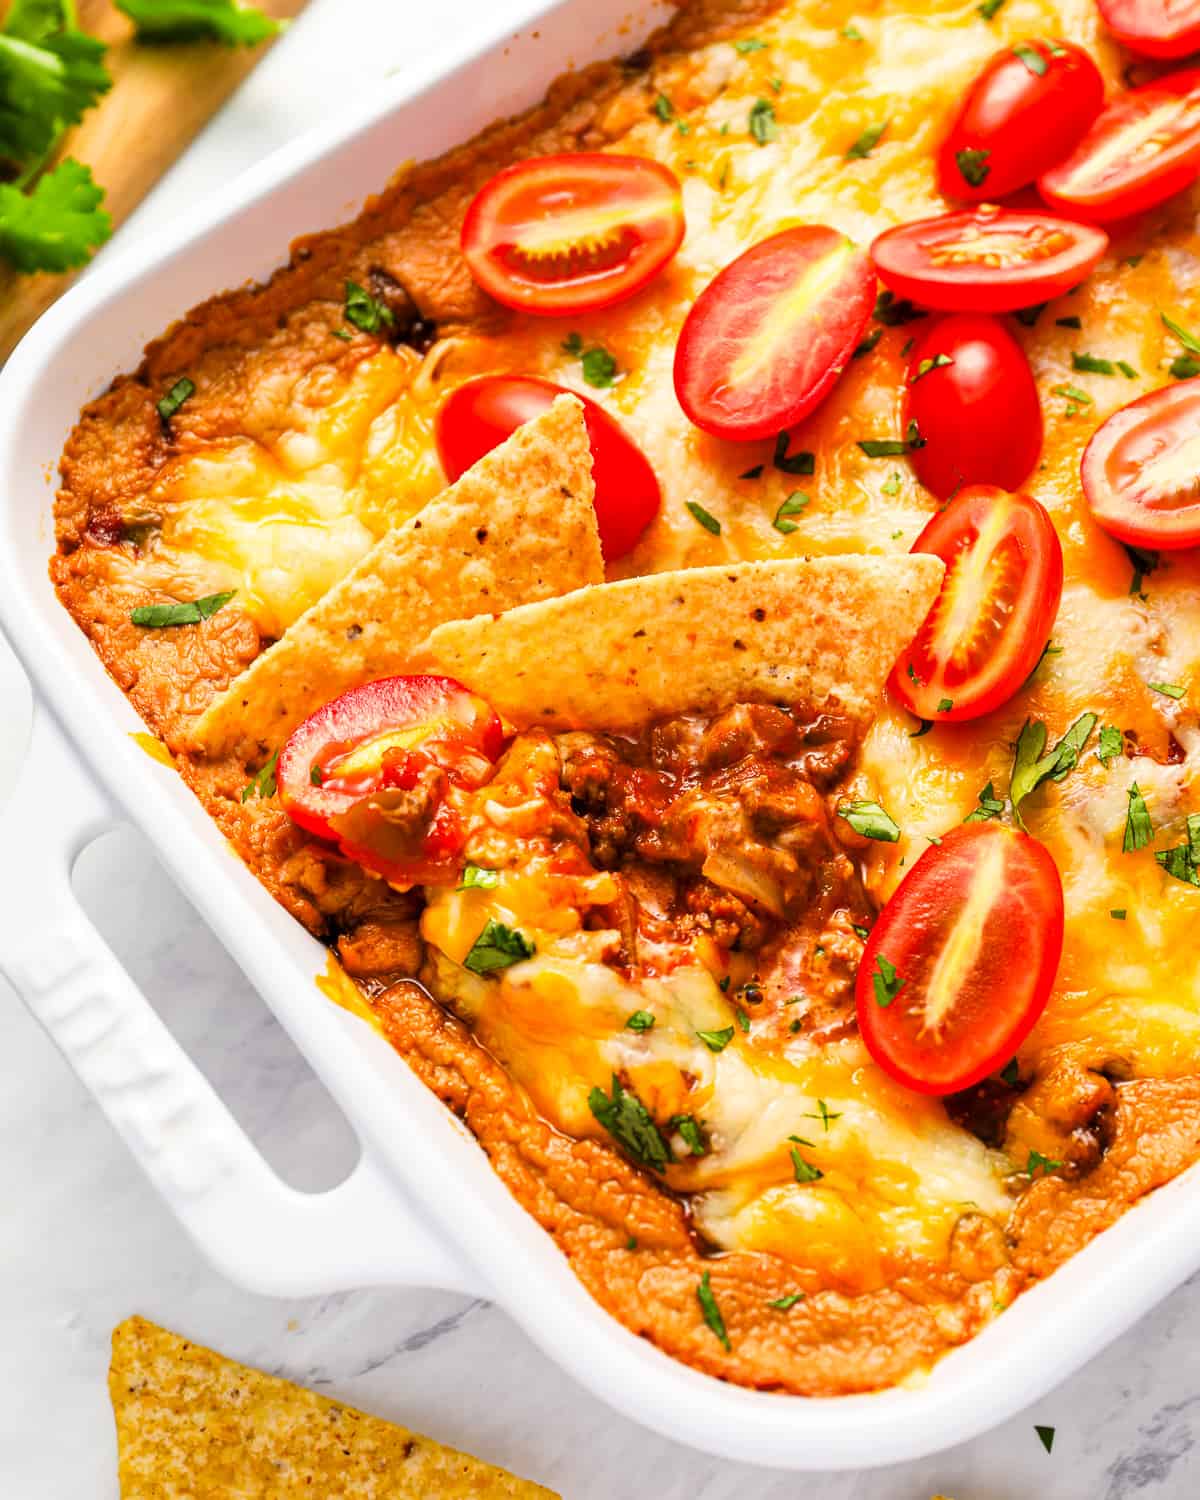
top-left (0, 704), bottom-right (486, 1301)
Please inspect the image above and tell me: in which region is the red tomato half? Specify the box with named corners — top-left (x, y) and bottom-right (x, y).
top-left (1081, 377), bottom-right (1200, 550)
top-left (461, 153), bottom-right (685, 315)
top-left (870, 207), bottom-right (1108, 313)
top-left (1097, 0), bottom-right (1200, 60)
top-left (856, 822), bottom-right (1064, 1096)
top-left (673, 225), bottom-right (875, 441)
top-left (939, 41), bottom-right (1103, 203)
top-left (1039, 68), bottom-right (1200, 221)
top-left (278, 675), bottom-right (504, 887)
top-left (904, 314), bottom-right (1042, 499)
top-left (890, 486), bottom-right (1064, 723)
top-left (436, 375), bottom-right (660, 561)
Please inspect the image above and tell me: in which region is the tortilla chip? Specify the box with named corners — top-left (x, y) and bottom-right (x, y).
top-left (189, 395), bottom-right (602, 760)
top-left (109, 1316), bottom-right (559, 1498)
top-left (425, 554), bottom-right (943, 731)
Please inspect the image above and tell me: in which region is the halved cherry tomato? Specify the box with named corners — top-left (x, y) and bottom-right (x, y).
top-left (460, 153), bottom-right (685, 315)
top-left (856, 822), bottom-right (1064, 1096)
top-left (889, 485), bottom-right (1063, 723)
top-left (435, 375), bottom-right (660, 560)
top-left (1081, 376), bottom-right (1200, 550)
top-left (278, 675), bottom-right (505, 887)
top-left (673, 225), bottom-right (875, 441)
top-left (1039, 68), bottom-right (1200, 221)
top-left (904, 314), bottom-right (1042, 499)
top-left (1097, 0), bottom-right (1200, 61)
top-left (938, 40), bottom-right (1103, 203)
top-left (870, 207), bottom-right (1108, 313)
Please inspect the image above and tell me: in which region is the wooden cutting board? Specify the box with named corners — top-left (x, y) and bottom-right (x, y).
top-left (0, 0), bottom-right (307, 364)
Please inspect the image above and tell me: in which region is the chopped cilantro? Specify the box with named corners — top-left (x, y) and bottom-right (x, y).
top-left (344, 280), bottom-right (395, 335)
top-left (1161, 309), bottom-right (1200, 354)
top-left (773, 432), bottom-right (815, 474)
top-left (955, 147), bottom-right (990, 187)
top-left (905, 417), bottom-right (926, 449)
top-left (1110, 908), bottom-right (1128, 919)
top-left (697, 1271), bottom-right (731, 1350)
top-left (1124, 543), bottom-right (1160, 598)
top-left (463, 918), bottom-right (535, 974)
top-left (671, 1114), bottom-right (708, 1156)
top-left (1035, 1424), bottom-right (1056, 1454)
top-left (852, 923), bottom-right (871, 941)
top-left (0, 159), bottom-right (112, 274)
top-left (1149, 681), bottom-right (1185, 699)
top-left (589, 1075), bottom-right (673, 1172)
top-left (651, 92), bottom-right (674, 122)
top-left (580, 346), bottom-right (618, 387)
top-left (686, 500), bottom-right (721, 535)
top-left (1097, 725), bottom-right (1124, 763)
top-left (749, 97), bottom-right (778, 144)
top-left (625, 1009), bottom-right (656, 1032)
top-left (910, 352), bottom-right (953, 383)
top-left (768, 1292), bottom-right (805, 1310)
top-left (977, 0), bottom-right (1006, 17)
top-left (1071, 351), bottom-right (1115, 374)
top-left (1052, 382), bottom-right (1092, 408)
top-left (115, 0), bottom-right (280, 45)
top-left (739, 464), bottom-right (764, 480)
top-left (309, 765), bottom-right (324, 787)
top-left (240, 749), bottom-right (278, 803)
top-left (131, 589), bottom-right (233, 628)
top-left (854, 326), bottom-right (883, 358)
top-left (872, 953), bottom-right (906, 1008)
top-left (964, 781), bottom-right (1006, 823)
top-left (734, 36), bottom-right (767, 53)
top-left (846, 119), bottom-right (888, 159)
top-left (937, 696), bottom-right (954, 713)
top-left (773, 490), bottom-right (810, 533)
top-left (838, 799), bottom-right (900, 842)
top-left (874, 290), bottom-right (925, 327)
top-left (1012, 43), bottom-right (1047, 75)
top-left (1170, 353), bottom-right (1200, 379)
top-left (909, 718), bottom-right (933, 738)
top-left (735, 1006), bottom-right (750, 1032)
top-left (458, 864), bottom-right (500, 890)
top-left (858, 438), bottom-right (908, 457)
top-left (882, 471), bottom-right (902, 496)
top-left (1026, 1149), bottom-right (1062, 1178)
top-left (804, 1099), bottom-right (842, 1130)
top-left (1014, 302), bottom-right (1046, 328)
top-left (790, 1145), bottom-right (823, 1183)
top-left (156, 376), bottom-right (195, 423)
top-left (1123, 782), bottom-right (1153, 853)
top-left (697, 1025), bottom-right (735, 1053)
top-left (561, 331), bottom-right (583, 355)
top-left (1156, 814), bottom-right (1200, 887)
top-left (999, 1057), bottom-right (1021, 1086)
top-left (842, 22), bottom-right (863, 38)
top-left (1117, 359), bottom-right (1138, 378)
top-left (1009, 713), bottom-right (1097, 828)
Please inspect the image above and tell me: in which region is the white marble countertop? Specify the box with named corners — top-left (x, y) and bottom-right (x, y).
top-left (2, 3), bottom-right (1199, 1495)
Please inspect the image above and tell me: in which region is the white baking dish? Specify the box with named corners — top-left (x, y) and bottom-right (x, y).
top-left (2, 0), bottom-right (1198, 1469)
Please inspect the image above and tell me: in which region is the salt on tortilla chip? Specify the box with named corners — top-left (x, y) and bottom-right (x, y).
top-left (109, 1316), bottom-right (559, 1499)
top-left (425, 554), bottom-right (944, 731)
top-left (189, 395), bottom-right (602, 760)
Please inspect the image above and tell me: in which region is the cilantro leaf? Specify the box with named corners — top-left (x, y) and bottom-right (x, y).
top-left (1156, 814), bottom-right (1200, 887)
top-left (156, 376), bottom-right (194, 423)
top-left (686, 500), bottom-right (721, 535)
top-left (749, 97), bottom-right (777, 144)
top-left (773, 490), bottom-right (809, 533)
top-left (580, 346), bottom-right (617, 388)
top-left (872, 953), bottom-right (906, 1008)
top-left (963, 781), bottom-right (1005, 823)
top-left (846, 119), bottom-right (888, 159)
top-left (773, 432), bottom-right (815, 474)
top-left (463, 918), bottom-right (535, 974)
top-left (790, 1144), bottom-right (823, 1183)
top-left (114, 0), bottom-right (281, 46)
top-left (1009, 713), bottom-right (1096, 828)
top-left (458, 864), bottom-right (500, 890)
top-left (0, 13), bottom-right (111, 167)
top-left (1025, 1148), bottom-right (1061, 1178)
top-left (1096, 725), bottom-right (1123, 764)
top-left (1035, 1424), bottom-right (1056, 1454)
top-left (670, 1113), bottom-right (708, 1156)
top-left (955, 147), bottom-right (990, 187)
top-left (625, 1009), bottom-right (655, 1032)
top-left (768, 1292), bottom-right (804, 1310)
top-left (697, 1271), bottom-right (731, 1349)
top-left (837, 799), bottom-right (900, 842)
top-left (240, 749), bottom-right (278, 803)
top-left (697, 1025), bottom-right (735, 1053)
top-left (1123, 782), bottom-right (1153, 853)
top-left (343, 280), bottom-right (395, 335)
top-left (589, 1074), bottom-right (673, 1173)
top-left (131, 589), bottom-right (234, 628)
top-left (0, 157), bottom-right (110, 272)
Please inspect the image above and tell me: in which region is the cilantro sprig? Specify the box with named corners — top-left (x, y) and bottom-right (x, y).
top-left (114, 0), bottom-right (281, 46)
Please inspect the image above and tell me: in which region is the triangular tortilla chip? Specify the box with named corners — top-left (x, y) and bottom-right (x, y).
top-left (110, 1316), bottom-right (559, 1498)
top-left (190, 395), bottom-right (603, 760)
top-left (425, 554), bottom-right (943, 731)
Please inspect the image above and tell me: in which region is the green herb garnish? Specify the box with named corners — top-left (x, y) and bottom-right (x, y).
top-left (773, 491), bottom-right (810, 533)
top-left (1156, 814), bottom-right (1200, 887)
top-left (156, 376), bottom-right (195, 423)
top-left (344, 280), bottom-right (395, 335)
top-left (768, 1292), bottom-right (805, 1310)
top-left (580, 346), bottom-right (618, 388)
top-left (131, 589), bottom-right (234, 628)
top-left (652, 92), bottom-right (674, 121)
top-left (1012, 43), bottom-right (1047, 75)
top-left (1025, 1149), bottom-right (1062, 1178)
top-left (955, 147), bottom-right (990, 187)
top-left (671, 1114), bottom-right (708, 1156)
top-left (697, 1025), bottom-right (735, 1053)
top-left (837, 799), bottom-right (900, 842)
top-left (790, 1145), bottom-right (823, 1183)
top-left (910, 352), bottom-right (953, 383)
top-left (686, 500), bottom-right (721, 535)
top-left (773, 432), bottom-right (815, 474)
top-left (964, 781), bottom-right (1006, 823)
top-left (626, 1009), bottom-right (656, 1032)
top-left (1035, 1424), bottom-right (1056, 1454)
top-left (589, 1074), bottom-right (673, 1172)
top-left (463, 918), bottom-right (535, 974)
top-left (1123, 782), bottom-right (1153, 853)
top-left (1071, 351), bottom-right (1115, 374)
top-left (846, 120), bottom-right (888, 159)
top-left (458, 864), bottom-right (500, 890)
top-left (872, 953), bottom-right (906, 1008)
top-left (240, 749), bottom-right (278, 803)
top-left (1009, 713), bottom-right (1097, 828)
top-left (115, 0), bottom-right (280, 46)
top-left (749, 97), bottom-right (777, 144)
top-left (1149, 681), bottom-right (1185, 699)
top-left (697, 1271), bottom-right (731, 1349)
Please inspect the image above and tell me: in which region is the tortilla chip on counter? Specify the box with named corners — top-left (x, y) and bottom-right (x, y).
top-left (189, 394), bottom-right (603, 760)
top-left (425, 553), bottom-right (944, 732)
top-left (109, 1316), bottom-right (560, 1498)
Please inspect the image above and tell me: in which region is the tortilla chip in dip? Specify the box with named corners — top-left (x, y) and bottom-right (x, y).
top-left (109, 1316), bottom-right (559, 1498)
top-left (190, 394), bottom-right (603, 760)
top-left (425, 554), bottom-right (943, 731)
